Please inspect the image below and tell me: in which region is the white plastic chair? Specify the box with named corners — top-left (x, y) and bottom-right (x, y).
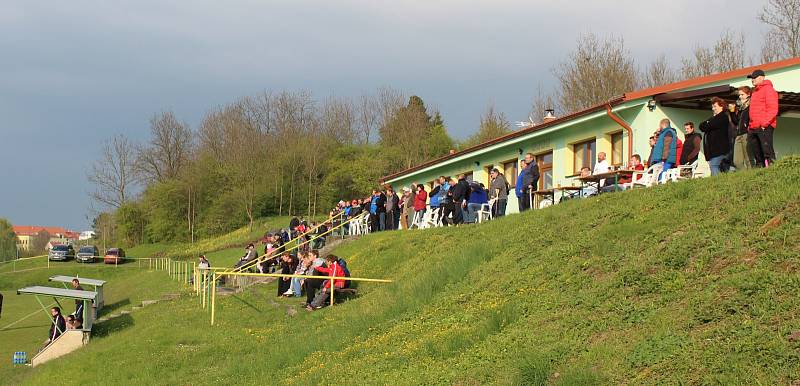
top-left (477, 198), bottom-right (496, 224)
top-left (664, 160), bottom-right (701, 182)
top-left (629, 164), bottom-right (663, 189)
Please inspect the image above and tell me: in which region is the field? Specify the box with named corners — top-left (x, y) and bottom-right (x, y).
top-left (2, 158), bottom-right (800, 385)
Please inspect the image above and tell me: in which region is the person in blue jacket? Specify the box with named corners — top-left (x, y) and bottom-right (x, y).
top-left (515, 160), bottom-right (526, 212)
top-left (652, 118), bottom-right (678, 181)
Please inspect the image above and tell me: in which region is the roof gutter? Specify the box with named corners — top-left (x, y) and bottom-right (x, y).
top-left (605, 103), bottom-right (633, 161)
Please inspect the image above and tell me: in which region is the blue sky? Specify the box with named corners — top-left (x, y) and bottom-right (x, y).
top-left (0, 0), bottom-right (769, 230)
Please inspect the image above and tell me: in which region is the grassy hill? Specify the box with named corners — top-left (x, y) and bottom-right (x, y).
top-left (6, 158), bottom-right (800, 385)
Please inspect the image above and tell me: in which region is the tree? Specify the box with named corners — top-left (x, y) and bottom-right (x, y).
top-left (529, 84), bottom-right (556, 126)
top-left (759, 0), bottom-right (800, 59)
top-left (30, 229), bottom-right (50, 255)
top-left (681, 30), bottom-right (746, 78)
top-left (88, 134), bottom-right (137, 209)
top-left (642, 54), bottom-right (678, 89)
top-left (461, 105), bottom-right (512, 148)
top-left (136, 111), bottom-right (193, 183)
top-left (553, 33), bottom-right (639, 113)
top-left (0, 218), bottom-right (17, 261)
top-left (380, 96), bottom-right (453, 170)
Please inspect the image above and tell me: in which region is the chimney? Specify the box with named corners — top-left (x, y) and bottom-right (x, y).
top-left (543, 109), bottom-right (556, 124)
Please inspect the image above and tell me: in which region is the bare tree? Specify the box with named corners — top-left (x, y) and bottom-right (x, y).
top-left (554, 33), bottom-right (639, 113)
top-left (136, 111), bottom-right (193, 183)
top-left (529, 84), bottom-right (557, 125)
top-left (321, 96), bottom-right (357, 145)
top-left (681, 30), bottom-right (746, 78)
top-left (461, 104), bottom-right (512, 148)
top-left (357, 94), bottom-right (378, 144)
top-left (88, 134), bottom-right (137, 208)
top-left (759, 0), bottom-right (800, 59)
top-left (642, 54), bottom-right (678, 88)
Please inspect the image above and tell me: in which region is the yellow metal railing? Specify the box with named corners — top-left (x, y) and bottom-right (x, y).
top-left (227, 212), bottom-right (368, 274)
top-left (205, 270), bottom-right (392, 325)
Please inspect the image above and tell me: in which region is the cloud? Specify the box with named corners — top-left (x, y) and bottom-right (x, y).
top-left (0, 0), bottom-right (769, 229)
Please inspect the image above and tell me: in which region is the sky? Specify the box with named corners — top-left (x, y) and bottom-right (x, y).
top-left (0, 0), bottom-right (771, 230)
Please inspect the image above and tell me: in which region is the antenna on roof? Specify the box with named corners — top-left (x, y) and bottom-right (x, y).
top-left (515, 115), bottom-right (535, 128)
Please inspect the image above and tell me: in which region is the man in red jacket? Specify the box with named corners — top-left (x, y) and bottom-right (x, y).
top-left (747, 69), bottom-right (779, 167)
top-left (306, 254), bottom-right (345, 310)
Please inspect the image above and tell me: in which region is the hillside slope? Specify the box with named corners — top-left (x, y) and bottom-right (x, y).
top-left (16, 158), bottom-right (800, 385)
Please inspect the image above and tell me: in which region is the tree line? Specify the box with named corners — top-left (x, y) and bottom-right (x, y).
top-left (89, 0), bottom-right (799, 247)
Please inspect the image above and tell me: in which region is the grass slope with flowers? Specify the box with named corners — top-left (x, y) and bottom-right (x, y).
top-left (9, 157), bottom-right (800, 385)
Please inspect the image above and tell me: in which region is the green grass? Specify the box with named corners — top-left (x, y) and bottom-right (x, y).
top-left (126, 216), bottom-right (299, 260)
top-left (6, 158), bottom-right (800, 385)
top-left (0, 261), bottom-right (183, 385)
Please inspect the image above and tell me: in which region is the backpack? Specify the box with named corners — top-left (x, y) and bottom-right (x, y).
top-left (337, 258), bottom-right (352, 288)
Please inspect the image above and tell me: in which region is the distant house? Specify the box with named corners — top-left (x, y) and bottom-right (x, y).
top-left (13, 225), bottom-right (79, 252)
top-left (79, 231), bottom-right (96, 241)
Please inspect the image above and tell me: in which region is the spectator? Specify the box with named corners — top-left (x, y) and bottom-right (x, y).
top-left (445, 175), bottom-right (469, 225)
top-left (435, 176), bottom-right (450, 224)
top-left (284, 252), bottom-right (309, 297)
top-left (466, 182), bottom-right (488, 223)
top-left (700, 97), bottom-right (732, 176)
top-left (399, 187), bottom-right (412, 229)
top-left (652, 119), bottom-right (679, 180)
top-left (429, 179), bottom-right (442, 220)
top-left (603, 154), bottom-right (645, 192)
top-left (520, 153), bottom-right (539, 211)
top-left (515, 161), bottom-right (526, 212)
top-left (277, 253), bottom-right (295, 297)
top-left (306, 254), bottom-right (346, 311)
top-left (680, 122), bottom-right (702, 166)
top-left (747, 69), bottom-right (778, 167)
top-left (234, 243), bottom-right (258, 269)
top-left (646, 134), bottom-right (657, 166)
top-left (198, 254), bottom-right (210, 269)
top-left (593, 151), bottom-right (610, 187)
top-left (732, 86), bottom-right (754, 168)
top-left (488, 168), bottom-right (508, 217)
top-left (368, 189), bottom-right (386, 232)
top-left (70, 279), bottom-right (84, 321)
top-left (65, 315), bottom-right (82, 330)
top-left (44, 307), bottom-right (66, 348)
top-left (579, 167), bottom-right (597, 197)
top-left (385, 188), bottom-right (399, 231)
top-left (413, 184), bottom-right (428, 224)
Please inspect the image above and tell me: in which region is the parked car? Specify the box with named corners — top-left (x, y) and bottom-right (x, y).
top-left (103, 248), bottom-right (126, 264)
top-left (48, 245), bottom-right (75, 261)
top-left (76, 245), bottom-right (99, 263)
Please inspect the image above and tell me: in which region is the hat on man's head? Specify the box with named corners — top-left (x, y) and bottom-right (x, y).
top-left (747, 69), bottom-right (765, 79)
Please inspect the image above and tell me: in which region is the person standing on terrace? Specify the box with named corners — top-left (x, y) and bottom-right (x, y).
top-left (747, 69), bottom-right (779, 168)
top-left (700, 98), bottom-right (732, 176)
top-left (488, 168), bottom-right (508, 217)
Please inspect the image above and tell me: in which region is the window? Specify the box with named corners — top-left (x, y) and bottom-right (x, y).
top-left (503, 159), bottom-right (518, 186)
top-left (573, 139), bottom-right (596, 174)
top-left (611, 131), bottom-right (624, 166)
top-left (536, 151), bottom-right (553, 190)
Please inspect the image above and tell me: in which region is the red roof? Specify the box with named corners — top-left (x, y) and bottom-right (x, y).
top-left (13, 225), bottom-right (79, 239)
top-left (383, 57), bottom-right (800, 182)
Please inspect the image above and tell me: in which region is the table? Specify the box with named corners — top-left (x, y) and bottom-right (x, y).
top-left (556, 186), bottom-right (583, 200)
top-left (576, 170), bottom-right (636, 194)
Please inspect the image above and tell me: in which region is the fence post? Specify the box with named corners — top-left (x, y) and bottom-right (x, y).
top-left (210, 273), bottom-right (217, 325)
